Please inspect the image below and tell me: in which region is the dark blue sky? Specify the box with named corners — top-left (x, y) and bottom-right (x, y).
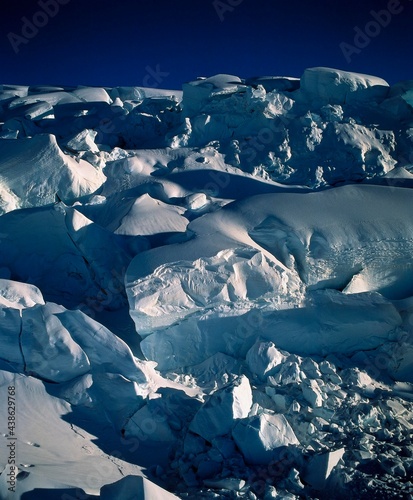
top-left (0, 0), bottom-right (412, 88)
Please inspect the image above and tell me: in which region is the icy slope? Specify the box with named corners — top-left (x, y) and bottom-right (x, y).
top-left (0, 67), bottom-right (413, 499)
top-left (0, 134), bottom-right (105, 214)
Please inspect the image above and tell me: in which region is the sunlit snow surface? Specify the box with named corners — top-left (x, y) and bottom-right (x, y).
top-left (0, 67), bottom-right (413, 499)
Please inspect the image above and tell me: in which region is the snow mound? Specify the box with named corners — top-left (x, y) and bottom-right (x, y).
top-left (100, 475), bottom-right (179, 499)
top-left (182, 74), bottom-right (245, 117)
top-left (0, 134), bottom-right (105, 213)
top-left (299, 67), bottom-right (389, 105)
top-left (108, 193), bottom-right (188, 237)
top-left (0, 279), bottom-right (45, 310)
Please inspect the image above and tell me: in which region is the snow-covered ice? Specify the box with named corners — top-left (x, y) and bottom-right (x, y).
top-left (0, 66), bottom-right (413, 499)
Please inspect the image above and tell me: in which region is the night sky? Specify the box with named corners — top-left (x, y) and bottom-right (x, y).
top-left (0, 0), bottom-right (412, 88)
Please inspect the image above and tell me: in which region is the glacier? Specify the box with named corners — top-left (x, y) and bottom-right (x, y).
top-left (0, 66), bottom-right (412, 499)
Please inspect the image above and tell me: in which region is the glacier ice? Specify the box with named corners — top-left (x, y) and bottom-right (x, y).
top-left (298, 67), bottom-right (389, 106)
top-left (0, 67), bottom-right (413, 499)
top-left (0, 134), bottom-right (105, 214)
top-left (189, 375), bottom-right (252, 442)
top-left (232, 412), bottom-right (299, 465)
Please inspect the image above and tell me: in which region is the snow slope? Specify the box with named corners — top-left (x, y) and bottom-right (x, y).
top-left (0, 67), bottom-right (413, 499)
top-left (0, 134), bottom-right (105, 214)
